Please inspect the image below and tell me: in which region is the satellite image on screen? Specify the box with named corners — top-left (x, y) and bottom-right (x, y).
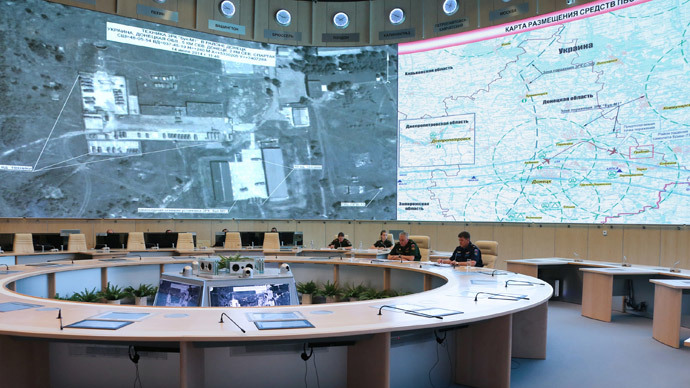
top-left (0, 0), bottom-right (398, 220)
top-left (154, 279), bottom-right (202, 307)
top-left (209, 283), bottom-right (291, 307)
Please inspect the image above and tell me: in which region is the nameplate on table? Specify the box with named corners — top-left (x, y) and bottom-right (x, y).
top-left (209, 19), bottom-right (246, 35)
top-left (137, 4), bottom-right (179, 22)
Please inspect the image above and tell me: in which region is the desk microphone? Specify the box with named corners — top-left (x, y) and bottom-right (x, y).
top-left (670, 260), bottom-right (681, 273)
top-left (622, 255), bottom-right (631, 267)
top-left (505, 280), bottom-right (545, 288)
top-left (219, 312), bottom-right (246, 333)
top-left (474, 292), bottom-right (530, 302)
top-left (57, 308), bottom-right (63, 330)
top-left (573, 252), bottom-right (583, 262)
top-left (377, 305), bottom-right (443, 319)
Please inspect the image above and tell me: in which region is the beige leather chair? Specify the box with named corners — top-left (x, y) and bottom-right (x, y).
top-left (127, 232), bottom-right (146, 250)
top-left (12, 233), bottom-right (34, 254)
top-left (409, 235), bottom-right (430, 262)
top-left (332, 234), bottom-right (350, 240)
top-left (224, 232), bottom-right (242, 249)
top-left (263, 232), bottom-right (280, 250)
top-left (475, 240), bottom-right (499, 269)
top-left (67, 233), bottom-right (87, 252)
top-left (386, 233), bottom-right (394, 244)
top-left (176, 233), bottom-right (195, 250)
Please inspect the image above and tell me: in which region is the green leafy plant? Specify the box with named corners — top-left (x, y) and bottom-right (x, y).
top-left (99, 283), bottom-right (126, 301)
top-left (296, 281), bottom-right (318, 295)
top-left (358, 287), bottom-right (383, 301)
top-left (343, 283), bottom-right (367, 299)
top-left (54, 293), bottom-right (78, 301)
top-left (218, 254), bottom-right (253, 270)
top-left (124, 284), bottom-right (156, 298)
top-left (72, 287), bottom-right (100, 303)
top-left (319, 280), bottom-right (341, 297)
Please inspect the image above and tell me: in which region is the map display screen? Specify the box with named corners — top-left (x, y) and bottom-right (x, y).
top-left (397, 0), bottom-right (689, 224)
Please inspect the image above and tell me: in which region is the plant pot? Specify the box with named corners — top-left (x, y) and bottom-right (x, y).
top-left (106, 299), bottom-right (121, 305)
top-left (301, 293), bottom-right (312, 305)
top-left (325, 296), bottom-right (339, 303)
top-left (135, 296), bottom-right (148, 306)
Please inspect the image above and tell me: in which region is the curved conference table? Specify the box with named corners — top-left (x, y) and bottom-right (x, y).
top-left (0, 254), bottom-right (552, 388)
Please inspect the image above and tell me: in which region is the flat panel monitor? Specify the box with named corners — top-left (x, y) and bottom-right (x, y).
top-left (0, 233), bottom-right (14, 251)
top-left (209, 283), bottom-right (291, 307)
top-left (32, 233), bottom-right (67, 251)
top-left (154, 279), bottom-right (203, 307)
top-left (239, 232), bottom-right (264, 248)
top-left (214, 232), bottom-right (226, 247)
top-left (95, 233), bottom-right (128, 249)
top-left (278, 232), bottom-right (294, 246)
top-left (144, 232), bottom-right (178, 249)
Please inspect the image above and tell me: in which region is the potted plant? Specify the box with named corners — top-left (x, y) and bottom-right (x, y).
top-left (99, 283), bottom-right (126, 304)
top-left (125, 284), bottom-right (156, 306)
top-left (343, 283), bottom-right (367, 302)
top-left (296, 280), bottom-right (318, 305)
top-left (71, 287), bottom-right (100, 303)
top-left (358, 287), bottom-right (382, 301)
top-left (320, 280), bottom-right (341, 303)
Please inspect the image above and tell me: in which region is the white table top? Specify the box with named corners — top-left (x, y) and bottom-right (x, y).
top-left (0, 255), bottom-right (552, 343)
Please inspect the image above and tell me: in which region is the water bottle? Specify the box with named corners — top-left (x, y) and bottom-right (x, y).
top-left (310, 240), bottom-right (314, 249)
top-left (359, 241), bottom-right (363, 250)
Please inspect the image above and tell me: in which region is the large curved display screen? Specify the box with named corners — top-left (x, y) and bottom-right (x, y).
top-left (0, 0), bottom-right (398, 219)
top-left (397, 0), bottom-right (689, 224)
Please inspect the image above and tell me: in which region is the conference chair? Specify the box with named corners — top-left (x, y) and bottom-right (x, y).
top-left (332, 234), bottom-right (350, 240)
top-left (126, 232), bottom-right (146, 250)
top-left (176, 233), bottom-right (195, 250)
top-left (224, 232), bottom-right (242, 249)
top-left (386, 233), bottom-right (394, 244)
top-left (12, 233), bottom-right (34, 254)
top-left (263, 232), bottom-right (280, 251)
top-left (475, 240), bottom-right (499, 269)
top-left (67, 233), bottom-right (87, 252)
top-left (409, 235), bottom-right (430, 262)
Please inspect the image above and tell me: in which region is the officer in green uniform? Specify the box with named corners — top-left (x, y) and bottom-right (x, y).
top-left (389, 232), bottom-right (421, 261)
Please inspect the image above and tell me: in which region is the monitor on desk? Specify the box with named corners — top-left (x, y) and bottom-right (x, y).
top-left (0, 233), bottom-right (14, 251)
top-left (59, 229), bottom-right (81, 236)
top-left (32, 233), bottom-right (67, 251)
top-left (95, 233), bottom-right (128, 249)
top-left (240, 231), bottom-right (264, 248)
top-left (154, 279), bottom-right (203, 307)
top-left (209, 283), bottom-right (292, 307)
top-left (278, 232), bottom-right (294, 246)
top-left (214, 232), bottom-right (226, 247)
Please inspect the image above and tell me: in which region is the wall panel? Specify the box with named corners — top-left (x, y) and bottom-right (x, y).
top-left (622, 227), bottom-right (661, 266)
top-left (481, 0), bottom-right (539, 28)
top-left (117, 0), bottom-right (196, 29)
top-left (48, 0), bottom-right (117, 13)
top-left (422, 0), bottom-right (478, 38)
top-left (554, 224), bottom-right (588, 259)
top-left (493, 224), bottom-right (523, 262)
top-left (587, 226), bottom-right (623, 263)
top-left (196, 0), bottom-right (255, 40)
top-left (522, 225), bottom-right (555, 258)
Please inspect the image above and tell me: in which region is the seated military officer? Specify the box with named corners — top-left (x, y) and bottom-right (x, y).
top-left (328, 232), bottom-right (352, 250)
top-left (439, 231), bottom-right (483, 267)
top-left (371, 230), bottom-right (393, 249)
top-left (389, 232), bottom-right (421, 261)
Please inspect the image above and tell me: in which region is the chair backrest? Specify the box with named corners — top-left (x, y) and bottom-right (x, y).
top-left (224, 232), bottom-right (242, 249)
top-left (333, 234), bottom-right (350, 240)
top-left (263, 232), bottom-right (280, 250)
top-left (13, 233), bottom-right (34, 254)
top-left (409, 235), bottom-right (430, 262)
top-left (67, 233), bottom-right (87, 252)
top-left (475, 240), bottom-right (499, 269)
top-left (386, 233), bottom-right (394, 244)
top-left (176, 233), bottom-right (195, 250)
top-left (127, 232), bottom-right (146, 250)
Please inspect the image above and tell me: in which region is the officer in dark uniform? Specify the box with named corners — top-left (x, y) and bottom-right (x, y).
top-left (328, 232), bottom-right (352, 249)
top-left (371, 230), bottom-right (393, 249)
top-left (389, 232), bottom-right (421, 261)
top-left (441, 231), bottom-right (482, 267)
